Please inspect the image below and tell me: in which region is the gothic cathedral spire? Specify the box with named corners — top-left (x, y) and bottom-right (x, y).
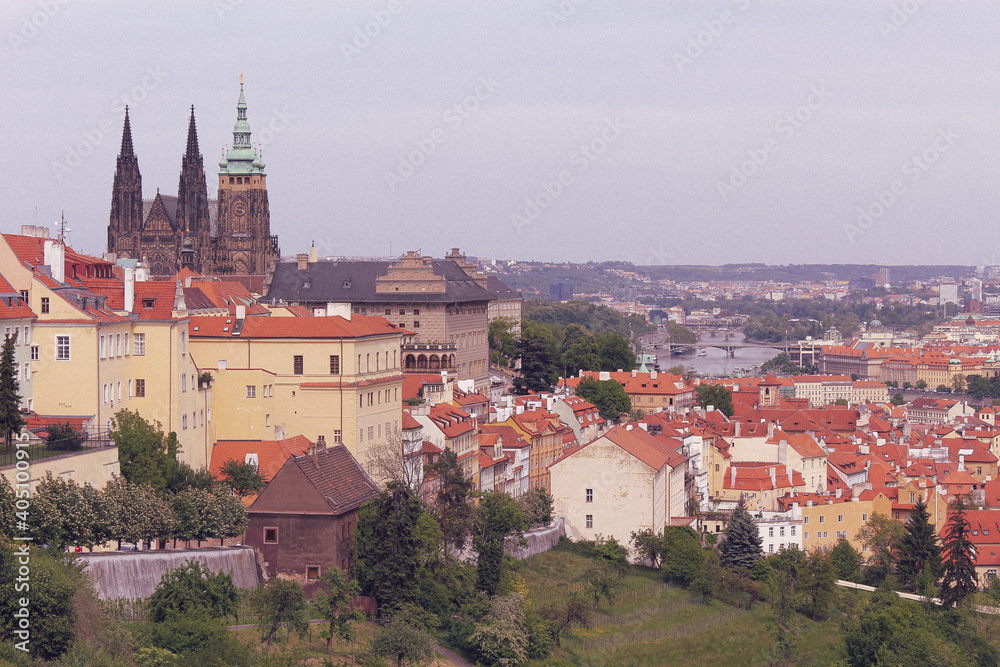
top-left (108, 106), bottom-right (143, 255)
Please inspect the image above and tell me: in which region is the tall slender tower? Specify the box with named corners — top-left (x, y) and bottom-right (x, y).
top-left (215, 78), bottom-right (274, 275)
top-left (176, 105), bottom-right (212, 272)
top-left (108, 106), bottom-right (143, 258)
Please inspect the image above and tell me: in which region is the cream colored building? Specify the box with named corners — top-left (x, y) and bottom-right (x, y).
top-left (550, 424), bottom-right (687, 556)
top-left (188, 313), bottom-right (407, 468)
top-left (0, 232), bottom-right (212, 471)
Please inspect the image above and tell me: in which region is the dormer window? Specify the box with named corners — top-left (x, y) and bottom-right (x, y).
top-left (303, 281), bottom-right (312, 289)
top-left (343, 280), bottom-right (352, 289)
top-left (143, 299), bottom-right (154, 309)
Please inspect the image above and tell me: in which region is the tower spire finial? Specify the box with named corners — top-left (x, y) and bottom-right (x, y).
top-left (119, 106), bottom-right (135, 157)
top-left (184, 104), bottom-right (200, 159)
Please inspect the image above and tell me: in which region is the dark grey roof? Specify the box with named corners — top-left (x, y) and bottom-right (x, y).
top-left (142, 195), bottom-right (178, 227)
top-left (291, 445), bottom-right (377, 515)
top-left (266, 259), bottom-right (495, 305)
top-left (486, 275), bottom-right (520, 300)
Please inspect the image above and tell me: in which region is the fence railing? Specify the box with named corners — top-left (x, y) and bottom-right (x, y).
top-left (0, 428), bottom-right (116, 468)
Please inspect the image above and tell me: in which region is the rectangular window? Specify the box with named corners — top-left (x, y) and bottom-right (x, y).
top-left (117, 381), bottom-right (121, 401)
top-left (368, 426), bottom-right (374, 440)
top-left (413, 321), bottom-right (420, 328)
top-left (22, 362), bottom-right (29, 381)
top-left (384, 308), bottom-right (391, 315)
top-left (133, 333), bottom-right (145, 356)
top-left (116, 333), bottom-right (122, 356)
top-left (293, 355), bottom-right (304, 375)
top-left (330, 355), bottom-right (340, 374)
top-left (790, 526), bottom-right (796, 536)
top-left (359, 428), bottom-right (364, 442)
top-left (399, 308), bottom-right (405, 315)
top-left (41, 297), bottom-right (49, 314)
top-left (30, 346), bottom-right (38, 361)
top-left (181, 331), bottom-right (186, 355)
top-left (200, 410), bottom-right (204, 427)
top-left (583, 514), bottom-right (594, 529)
top-left (264, 527), bottom-right (278, 544)
top-left (124, 332), bottom-right (129, 355)
top-left (306, 566), bottom-right (320, 580)
top-left (19, 290), bottom-right (28, 303)
top-left (804, 516), bottom-right (809, 524)
top-left (182, 415), bottom-right (188, 430)
top-left (135, 379), bottom-right (145, 397)
top-left (103, 383), bottom-right (108, 404)
top-left (56, 335), bottom-right (70, 360)
top-left (22, 327), bottom-right (28, 346)
top-left (100, 335), bottom-right (106, 358)
top-left (862, 513), bottom-right (868, 522)
top-left (804, 531), bottom-right (809, 540)
top-left (769, 544), bottom-right (774, 553)
top-left (780, 526), bottom-right (785, 537)
top-left (246, 385), bottom-right (256, 398)
top-left (586, 489), bottom-right (593, 503)
top-left (838, 514), bottom-right (843, 523)
top-left (334, 430), bottom-right (342, 443)
top-left (181, 374), bottom-right (187, 392)
top-left (413, 308), bottom-right (420, 315)
top-left (819, 515), bottom-right (825, 523)
top-left (768, 527), bottom-right (774, 537)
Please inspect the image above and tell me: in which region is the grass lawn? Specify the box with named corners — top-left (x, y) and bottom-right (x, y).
top-left (515, 544), bottom-right (851, 667)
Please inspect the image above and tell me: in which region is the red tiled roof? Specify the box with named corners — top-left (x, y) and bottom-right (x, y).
top-left (210, 435), bottom-right (313, 485)
top-left (189, 314), bottom-right (405, 339)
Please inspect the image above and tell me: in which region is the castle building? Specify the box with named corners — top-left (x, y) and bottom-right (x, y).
top-left (107, 82), bottom-right (279, 277)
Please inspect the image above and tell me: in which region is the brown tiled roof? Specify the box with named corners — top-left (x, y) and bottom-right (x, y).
top-left (291, 444), bottom-right (378, 515)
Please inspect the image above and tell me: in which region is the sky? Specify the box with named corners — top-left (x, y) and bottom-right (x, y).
top-left (0, 0), bottom-right (997, 267)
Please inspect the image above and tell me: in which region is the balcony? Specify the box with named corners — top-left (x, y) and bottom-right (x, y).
top-left (402, 342), bottom-right (457, 373)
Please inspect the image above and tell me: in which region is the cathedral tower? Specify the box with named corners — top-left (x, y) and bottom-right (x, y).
top-left (215, 80), bottom-right (276, 275)
top-left (108, 106), bottom-right (143, 259)
top-left (176, 106), bottom-right (212, 272)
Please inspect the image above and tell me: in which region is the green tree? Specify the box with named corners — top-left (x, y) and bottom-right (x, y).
top-left (469, 592), bottom-right (531, 667)
top-left (719, 497), bottom-right (762, 569)
top-left (539, 594), bottom-right (590, 647)
top-left (0, 542), bottom-right (79, 660)
top-left (473, 490), bottom-right (526, 596)
top-left (694, 384), bottom-right (734, 417)
top-left (213, 492), bottom-right (248, 545)
top-left (830, 537), bottom-right (863, 583)
top-left (916, 379), bottom-right (929, 390)
top-left (170, 488), bottom-right (220, 547)
top-left (940, 495), bottom-right (978, 607)
top-left (165, 463), bottom-right (217, 494)
top-left (661, 526), bottom-right (706, 586)
top-left (31, 473), bottom-right (102, 550)
top-left (0, 476), bottom-right (15, 538)
top-left (314, 565), bottom-right (362, 655)
top-left (516, 486), bottom-right (554, 527)
top-left (147, 561), bottom-right (239, 623)
top-left (370, 604), bottom-right (437, 667)
top-left (428, 449), bottom-right (474, 557)
top-left (560, 324), bottom-right (601, 375)
top-left (488, 317), bottom-right (519, 368)
top-left (896, 496), bottom-right (942, 593)
top-left (597, 332), bottom-right (635, 372)
top-left (800, 549), bottom-right (837, 619)
top-left (857, 513), bottom-right (904, 587)
top-left (630, 528), bottom-right (663, 569)
top-left (890, 392), bottom-right (905, 406)
top-left (251, 578), bottom-right (309, 651)
top-left (514, 320), bottom-right (560, 394)
top-left (952, 374), bottom-right (967, 393)
top-left (111, 409), bottom-right (176, 491)
top-left (44, 422), bottom-right (85, 451)
top-left (218, 459), bottom-right (266, 497)
top-left (583, 562), bottom-right (622, 610)
top-left (575, 376), bottom-right (631, 422)
top-left (354, 483), bottom-right (424, 611)
top-left (0, 333), bottom-right (23, 453)
top-left (100, 475), bottom-right (175, 548)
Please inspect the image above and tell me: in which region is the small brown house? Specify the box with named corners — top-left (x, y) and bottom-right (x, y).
top-left (247, 441), bottom-right (377, 581)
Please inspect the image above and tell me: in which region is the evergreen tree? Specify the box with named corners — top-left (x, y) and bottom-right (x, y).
top-left (354, 483), bottom-right (424, 611)
top-left (428, 449), bottom-right (474, 556)
top-left (0, 332), bottom-right (23, 452)
top-left (896, 496), bottom-right (942, 593)
top-left (473, 490), bottom-right (526, 596)
top-left (940, 495), bottom-right (978, 607)
top-left (719, 497), bottom-right (762, 569)
top-left (514, 321), bottom-right (560, 394)
top-left (830, 536), bottom-right (863, 583)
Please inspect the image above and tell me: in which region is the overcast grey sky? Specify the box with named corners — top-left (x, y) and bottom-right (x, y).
top-left (0, 0), bottom-right (996, 266)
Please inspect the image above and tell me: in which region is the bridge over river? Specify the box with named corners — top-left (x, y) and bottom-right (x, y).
top-left (643, 329), bottom-right (785, 358)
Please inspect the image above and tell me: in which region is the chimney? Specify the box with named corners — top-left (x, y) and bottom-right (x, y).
top-left (650, 370), bottom-right (657, 379)
top-left (236, 304), bottom-right (246, 320)
top-left (786, 463), bottom-right (793, 483)
top-left (317, 435), bottom-right (326, 450)
top-left (767, 422), bottom-right (775, 438)
top-left (625, 424), bottom-right (633, 431)
top-left (124, 266), bottom-right (135, 313)
top-left (310, 441), bottom-right (319, 468)
top-left (731, 467), bottom-right (737, 486)
top-left (297, 253), bottom-right (309, 270)
top-left (184, 275), bottom-right (192, 288)
top-left (769, 467), bottom-right (777, 487)
top-left (836, 487), bottom-right (842, 499)
top-left (959, 454), bottom-right (965, 471)
top-left (631, 369), bottom-right (637, 378)
top-left (43, 240), bottom-right (65, 283)
top-left (734, 421), bottom-right (741, 437)
top-left (638, 422), bottom-right (648, 431)
top-left (326, 302), bottom-right (351, 320)
top-left (778, 439), bottom-right (788, 464)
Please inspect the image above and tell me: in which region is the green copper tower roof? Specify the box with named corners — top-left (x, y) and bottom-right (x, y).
top-left (219, 79), bottom-right (265, 176)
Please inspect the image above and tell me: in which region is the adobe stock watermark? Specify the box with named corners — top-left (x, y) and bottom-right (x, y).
top-left (511, 117), bottom-right (627, 234)
top-left (843, 126), bottom-right (960, 244)
top-left (10, 429), bottom-right (32, 654)
top-left (251, 106), bottom-right (296, 152)
top-left (878, 0), bottom-right (928, 38)
top-left (51, 66), bottom-right (168, 183)
top-left (212, 0), bottom-right (250, 19)
top-left (7, 0), bottom-right (72, 53)
top-left (340, 0), bottom-right (403, 62)
top-left (717, 84), bottom-right (833, 201)
top-left (673, 0), bottom-right (752, 72)
top-left (384, 75), bottom-right (500, 193)
top-left (547, 0), bottom-right (586, 29)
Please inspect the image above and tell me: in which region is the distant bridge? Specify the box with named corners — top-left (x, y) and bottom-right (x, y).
top-left (646, 330), bottom-right (782, 358)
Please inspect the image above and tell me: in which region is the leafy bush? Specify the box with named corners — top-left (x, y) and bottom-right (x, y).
top-left (46, 422), bottom-right (86, 451)
top-left (147, 562), bottom-right (239, 623)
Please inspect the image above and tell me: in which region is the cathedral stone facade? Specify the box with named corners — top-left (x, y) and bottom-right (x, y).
top-left (107, 84), bottom-right (279, 276)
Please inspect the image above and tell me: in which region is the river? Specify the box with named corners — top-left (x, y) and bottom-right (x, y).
top-left (656, 332), bottom-right (782, 377)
